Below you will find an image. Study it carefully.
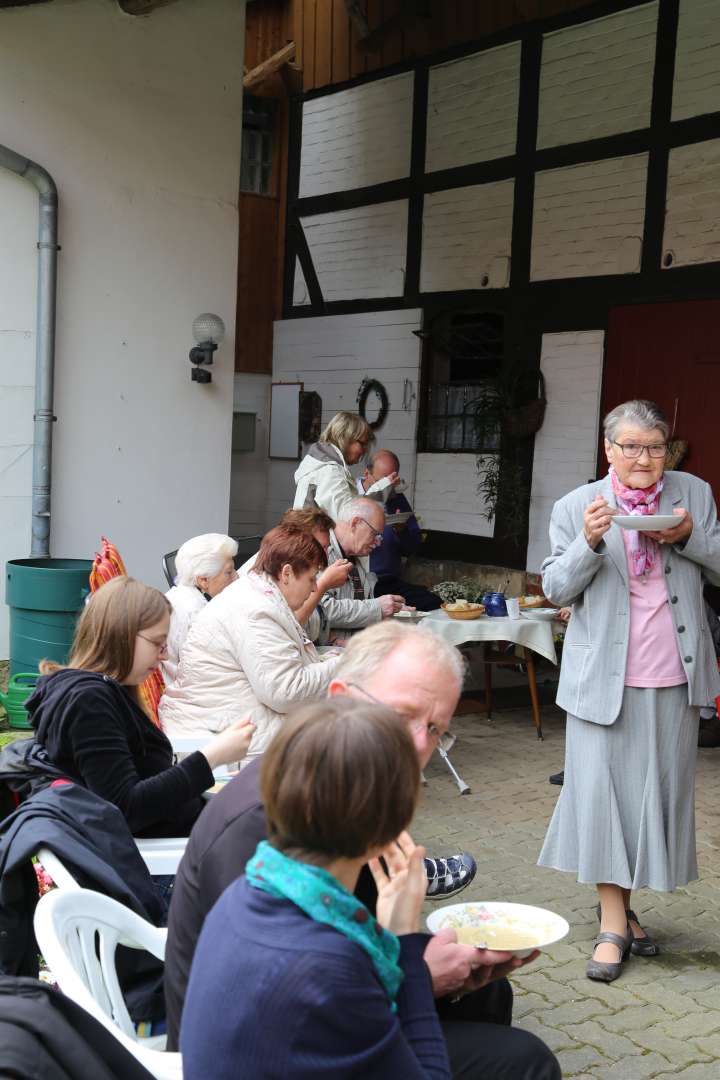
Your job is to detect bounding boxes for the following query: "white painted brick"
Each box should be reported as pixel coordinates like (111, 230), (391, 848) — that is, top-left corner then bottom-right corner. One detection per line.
(300, 201), (408, 302)
(426, 42), (521, 172)
(663, 139), (720, 267)
(420, 180), (514, 292)
(526, 331), (605, 573)
(292, 258), (311, 306)
(538, 4), (657, 148)
(531, 154), (648, 280)
(414, 453), (494, 537)
(672, 0), (720, 121)
(299, 73), (414, 197)
(266, 310), (422, 525)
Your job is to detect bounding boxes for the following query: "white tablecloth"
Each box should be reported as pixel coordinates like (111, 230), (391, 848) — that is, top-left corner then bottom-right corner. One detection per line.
(422, 611), (557, 664)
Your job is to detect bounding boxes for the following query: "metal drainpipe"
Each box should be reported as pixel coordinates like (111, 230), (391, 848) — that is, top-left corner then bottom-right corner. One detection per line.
(0, 144), (59, 557)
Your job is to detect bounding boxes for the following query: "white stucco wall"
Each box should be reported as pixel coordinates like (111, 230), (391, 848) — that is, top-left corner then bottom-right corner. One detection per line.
(266, 310), (422, 528)
(0, 0), (245, 656)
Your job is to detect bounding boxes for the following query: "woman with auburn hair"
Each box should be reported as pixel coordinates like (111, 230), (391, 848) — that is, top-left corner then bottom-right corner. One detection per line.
(160, 525), (342, 757)
(25, 576), (254, 837)
(182, 697), (450, 1079)
(294, 409), (392, 520)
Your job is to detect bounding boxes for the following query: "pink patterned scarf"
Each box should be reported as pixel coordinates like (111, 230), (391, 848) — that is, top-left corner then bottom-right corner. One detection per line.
(609, 466), (664, 577)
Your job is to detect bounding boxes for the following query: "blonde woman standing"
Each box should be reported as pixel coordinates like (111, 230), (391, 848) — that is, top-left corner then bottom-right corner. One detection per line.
(294, 410), (394, 521)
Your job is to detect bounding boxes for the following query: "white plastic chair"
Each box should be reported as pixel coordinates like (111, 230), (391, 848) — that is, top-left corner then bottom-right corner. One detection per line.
(36, 846), (81, 891)
(133, 837), (187, 875)
(34, 887), (182, 1080)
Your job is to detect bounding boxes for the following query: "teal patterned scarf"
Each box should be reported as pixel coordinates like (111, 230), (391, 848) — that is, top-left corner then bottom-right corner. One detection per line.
(246, 840), (404, 1009)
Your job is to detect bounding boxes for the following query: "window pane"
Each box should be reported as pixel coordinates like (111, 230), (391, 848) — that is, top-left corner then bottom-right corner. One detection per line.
(427, 419), (446, 450)
(446, 418), (464, 449)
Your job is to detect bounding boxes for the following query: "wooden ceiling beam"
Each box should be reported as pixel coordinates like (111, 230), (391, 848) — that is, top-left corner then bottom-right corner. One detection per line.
(243, 41), (297, 91)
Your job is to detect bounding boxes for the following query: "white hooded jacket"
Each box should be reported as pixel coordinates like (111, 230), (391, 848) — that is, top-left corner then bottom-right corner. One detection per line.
(158, 571), (340, 758)
(293, 442), (357, 520)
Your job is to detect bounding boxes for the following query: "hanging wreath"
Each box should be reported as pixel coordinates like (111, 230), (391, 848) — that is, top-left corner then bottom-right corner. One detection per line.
(357, 378), (389, 431)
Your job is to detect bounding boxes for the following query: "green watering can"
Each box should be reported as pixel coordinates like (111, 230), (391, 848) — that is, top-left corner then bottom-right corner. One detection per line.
(0, 672), (40, 730)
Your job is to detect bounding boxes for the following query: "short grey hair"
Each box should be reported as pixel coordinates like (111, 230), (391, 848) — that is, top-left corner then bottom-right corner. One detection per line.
(337, 496), (384, 524)
(603, 399), (670, 444)
(334, 621), (466, 689)
(174, 533), (238, 586)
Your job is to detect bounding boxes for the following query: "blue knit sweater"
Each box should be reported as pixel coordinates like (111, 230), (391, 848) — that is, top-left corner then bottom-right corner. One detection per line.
(181, 876), (451, 1079)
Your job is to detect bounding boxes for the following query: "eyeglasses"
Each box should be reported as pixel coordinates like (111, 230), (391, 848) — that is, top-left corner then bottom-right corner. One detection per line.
(356, 517), (384, 542)
(611, 441), (667, 460)
(346, 683), (456, 754)
(137, 633), (169, 657)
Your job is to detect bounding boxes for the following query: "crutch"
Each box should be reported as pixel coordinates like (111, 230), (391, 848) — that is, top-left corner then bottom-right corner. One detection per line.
(436, 744), (471, 795)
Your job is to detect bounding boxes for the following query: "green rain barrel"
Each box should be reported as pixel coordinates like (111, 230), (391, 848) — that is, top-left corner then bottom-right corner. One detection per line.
(6, 559), (93, 677)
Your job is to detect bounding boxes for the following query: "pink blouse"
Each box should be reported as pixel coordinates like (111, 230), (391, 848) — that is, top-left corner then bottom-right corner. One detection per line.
(622, 532), (686, 688)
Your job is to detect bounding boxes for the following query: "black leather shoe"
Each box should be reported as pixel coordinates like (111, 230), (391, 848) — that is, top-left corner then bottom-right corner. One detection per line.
(549, 770), (564, 786)
(595, 903), (659, 957)
(627, 908), (660, 956)
(586, 928), (632, 982)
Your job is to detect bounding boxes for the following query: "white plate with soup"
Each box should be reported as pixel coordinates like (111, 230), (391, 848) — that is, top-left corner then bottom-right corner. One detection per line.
(427, 902), (569, 958)
(612, 514), (679, 531)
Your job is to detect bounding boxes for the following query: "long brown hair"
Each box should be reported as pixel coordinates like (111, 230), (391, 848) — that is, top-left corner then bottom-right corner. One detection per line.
(40, 576), (170, 689)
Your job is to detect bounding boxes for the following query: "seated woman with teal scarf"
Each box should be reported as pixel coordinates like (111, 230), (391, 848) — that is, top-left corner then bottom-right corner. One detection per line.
(180, 697), (450, 1079)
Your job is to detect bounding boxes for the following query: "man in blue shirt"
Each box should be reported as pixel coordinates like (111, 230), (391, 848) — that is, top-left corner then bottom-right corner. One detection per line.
(358, 449), (441, 610)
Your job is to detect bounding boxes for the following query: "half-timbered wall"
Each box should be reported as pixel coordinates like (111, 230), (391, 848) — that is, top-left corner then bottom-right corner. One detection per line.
(245, 0), (720, 568)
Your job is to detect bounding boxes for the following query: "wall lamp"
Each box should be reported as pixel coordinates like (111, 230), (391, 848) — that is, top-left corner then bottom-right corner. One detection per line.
(189, 313), (225, 383)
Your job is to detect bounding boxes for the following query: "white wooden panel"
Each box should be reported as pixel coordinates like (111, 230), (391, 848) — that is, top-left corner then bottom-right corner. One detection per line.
(420, 180), (514, 293)
(663, 139), (720, 268)
(526, 331), (605, 574)
(672, 0), (720, 121)
(299, 72), (413, 197)
(531, 154), (648, 281)
(414, 454), (494, 537)
(293, 258), (311, 306)
(266, 310), (422, 528)
(425, 42), (521, 172)
(300, 201), (408, 302)
(538, 4), (657, 149)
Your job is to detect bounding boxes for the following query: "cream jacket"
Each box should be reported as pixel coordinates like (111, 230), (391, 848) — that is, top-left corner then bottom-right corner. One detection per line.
(159, 572), (340, 757)
(162, 584), (207, 689)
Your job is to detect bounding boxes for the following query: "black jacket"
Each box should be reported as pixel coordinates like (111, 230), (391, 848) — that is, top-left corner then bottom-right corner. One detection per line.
(0, 975), (153, 1079)
(0, 782), (168, 1021)
(26, 668), (213, 837)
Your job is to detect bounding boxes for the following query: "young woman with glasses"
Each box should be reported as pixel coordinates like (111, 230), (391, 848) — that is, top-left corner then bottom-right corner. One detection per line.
(25, 576), (253, 838)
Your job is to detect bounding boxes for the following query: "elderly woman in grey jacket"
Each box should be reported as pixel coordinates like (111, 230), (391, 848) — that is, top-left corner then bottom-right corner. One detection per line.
(538, 400), (720, 983)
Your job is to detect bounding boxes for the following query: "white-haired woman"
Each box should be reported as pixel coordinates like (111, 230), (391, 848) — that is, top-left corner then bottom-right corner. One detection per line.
(164, 533), (238, 688)
(538, 399), (720, 983)
(294, 411), (395, 521)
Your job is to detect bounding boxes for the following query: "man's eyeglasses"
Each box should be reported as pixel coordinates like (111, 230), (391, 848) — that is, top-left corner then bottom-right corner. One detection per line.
(346, 682), (456, 755)
(356, 517), (384, 542)
(137, 633), (169, 657)
(611, 441), (667, 460)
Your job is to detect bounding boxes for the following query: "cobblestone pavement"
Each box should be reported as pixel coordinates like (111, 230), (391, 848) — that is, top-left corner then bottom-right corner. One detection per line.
(414, 704), (720, 1079)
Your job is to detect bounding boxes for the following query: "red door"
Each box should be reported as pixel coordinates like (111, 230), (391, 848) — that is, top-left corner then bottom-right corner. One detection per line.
(602, 300), (720, 502)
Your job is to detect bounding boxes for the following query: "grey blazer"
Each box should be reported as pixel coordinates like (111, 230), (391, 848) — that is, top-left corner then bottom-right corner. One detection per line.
(542, 470), (720, 725)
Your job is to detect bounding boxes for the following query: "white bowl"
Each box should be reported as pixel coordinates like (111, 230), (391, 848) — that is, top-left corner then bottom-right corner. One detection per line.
(393, 610), (430, 620)
(427, 901), (569, 958)
(612, 514), (679, 531)
(521, 608), (560, 621)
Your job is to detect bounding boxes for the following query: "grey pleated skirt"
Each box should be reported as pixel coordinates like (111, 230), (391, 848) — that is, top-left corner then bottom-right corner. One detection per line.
(538, 685), (699, 891)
